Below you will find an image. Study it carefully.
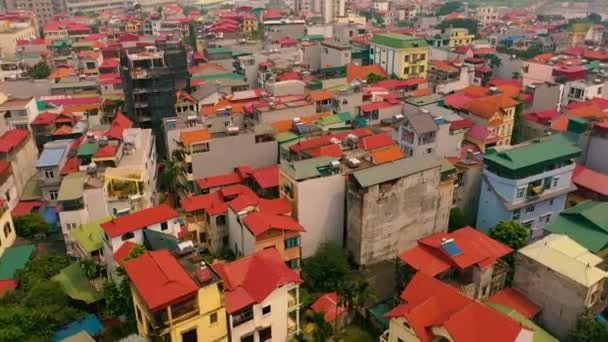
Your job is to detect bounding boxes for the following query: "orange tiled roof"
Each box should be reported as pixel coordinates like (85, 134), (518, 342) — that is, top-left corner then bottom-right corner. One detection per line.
(371, 145), (405, 164)
(49, 66), (75, 79)
(189, 63), (226, 74)
(271, 112), (331, 133)
(412, 88), (431, 97)
(551, 104), (608, 131)
(346, 64), (387, 82)
(458, 85), (489, 98)
(176, 90), (195, 103)
(430, 59), (458, 73)
(529, 53), (553, 64)
(201, 99), (245, 116)
(309, 89), (334, 102)
(180, 128), (210, 146)
(496, 84), (520, 97)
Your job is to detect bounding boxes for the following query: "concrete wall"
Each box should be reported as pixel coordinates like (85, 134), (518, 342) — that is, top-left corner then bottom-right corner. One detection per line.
(295, 174), (345, 258)
(436, 124), (463, 158)
(513, 253), (591, 340)
(528, 83), (563, 113)
(495, 53), (523, 80)
(523, 62), (554, 87)
(12, 135), (37, 198)
(584, 134), (608, 173)
(333, 91), (363, 116)
(191, 132), (278, 179)
(258, 104), (317, 124)
(347, 166), (449, 266)
(60, 208), (89, 253)
(265, 80), (306, 96)
(454, 165), (482, 226)
(321, 45), (351, 69)
(302, 44), (321, 72)
(227, 207), (257, 257)
(265, 23), (306, 44)
(0, 173), (18, 210)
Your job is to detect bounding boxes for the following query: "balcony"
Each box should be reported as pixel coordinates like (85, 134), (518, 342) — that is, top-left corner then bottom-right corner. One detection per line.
(287, 311), (298, 335)
(288, 288), (299, 310)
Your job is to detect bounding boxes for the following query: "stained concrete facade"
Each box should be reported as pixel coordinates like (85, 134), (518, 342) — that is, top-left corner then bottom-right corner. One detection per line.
(346, 158), (453, 266)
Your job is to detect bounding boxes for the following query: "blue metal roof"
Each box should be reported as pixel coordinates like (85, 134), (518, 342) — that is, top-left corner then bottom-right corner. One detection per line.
(53, 314), (103, 342)
(37, 147), (67, 168)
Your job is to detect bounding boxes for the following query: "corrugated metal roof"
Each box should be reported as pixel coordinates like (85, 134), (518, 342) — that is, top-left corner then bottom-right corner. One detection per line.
(37, 146), (67, 168)
(353, 156), (441, 187)
(519, 234), (607, 287)
(280, 156), (335, 181)
(57, 172), (86, 201)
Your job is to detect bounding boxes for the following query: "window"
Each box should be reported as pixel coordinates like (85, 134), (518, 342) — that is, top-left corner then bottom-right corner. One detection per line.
(525, 205), (535, 213)
(552, 177), (559, 188)
(512, 209), (521, 220)
(5, 191), (10, 202)
(404, 55), (410, 62)
(4, 222), (11, 238)
(286, 258), (300, 269)
(181, 329), (197, 342)
(540, 213), (551, 224)
(419, 65), (425, 73)
(240, 335), (254, 342)
(543, 177), (553, 189)
(598, 87), (603, 95)
(284, 236), (300, 249)
(549, 198), (554, 206)
(516, 187), (526, 199)
(210, 312), (218, 324)
(216, 215), (226, 226)
(522, 220), (533, 229)
(259, 327), (272, 341)
(426, 148), (433, 154)
(49, 190), (58, 200)
(44, 168), (55, 179)
(262, 305), (271, 315)
(403, 67), (410, 74)
(160, 221), (168, 231)
(121, 232), (135, 241)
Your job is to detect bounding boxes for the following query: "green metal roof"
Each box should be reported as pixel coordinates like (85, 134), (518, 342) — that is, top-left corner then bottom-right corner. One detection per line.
(72, 41), (93, 48)
(72, 217), (111, 253)
(485, 302), (559, 342)
(281, 156), (336, 181)
(300, 34), (325, 42)
(206, 47), (232, 55)
(275, 131), (299, 143)
(484, 134), (581, 172)
(0, 244), (35, 280)
(546, 201), (608, 253)
(353, 156), (441, 188)
(371, 33), (428, 49)
(199, 72), (245, 81)
(77, 143), (98, 158)
(52, 262), (103, 304)
(316, 112), (352, 126)
(57, 172), (86, 201)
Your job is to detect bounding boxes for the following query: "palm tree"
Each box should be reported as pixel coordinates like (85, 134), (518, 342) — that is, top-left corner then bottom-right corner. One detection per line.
(337, 278), (376, 319)
(79, 258), (99, 279)
(309, 310), (332, 342)
(159, 149), (189, 207)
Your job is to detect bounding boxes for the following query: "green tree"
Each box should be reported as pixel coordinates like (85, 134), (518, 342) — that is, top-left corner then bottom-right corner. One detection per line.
(396, 20), (412, 27)
(337, 277), (375, 317)
(483, 54), (502, 69)
(436, 1), (463, 16)
(14, 213), (50, 238)
(512, 71), (522, 80)
(159, 149), (189, 206)
(79, 258), (100, 279)
(302, 242), (350, 292)
(366, 72), (386, 84)
(309, 310), (333, 342)
(436, 18), (479, 36)
(568, 315), (608, 342)
(489, 221), (529, 285)
(30, 62), (51, 79)
(511, 99), (524, 144)
(448, 207), (468, 232)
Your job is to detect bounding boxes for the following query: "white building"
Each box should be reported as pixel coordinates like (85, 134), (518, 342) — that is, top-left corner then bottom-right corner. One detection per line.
(0, 95), (38, 131)
(321, 0), (345, 24)
(66, 0), (133, 15)
(212, 248), (302, 342)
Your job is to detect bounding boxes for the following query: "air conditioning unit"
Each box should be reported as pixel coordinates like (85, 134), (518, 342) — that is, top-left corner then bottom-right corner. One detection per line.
(347, 157), (361, 168)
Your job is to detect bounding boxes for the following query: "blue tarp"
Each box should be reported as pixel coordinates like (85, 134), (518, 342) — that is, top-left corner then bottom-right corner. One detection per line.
(53, 314), (103, 342)
(43, 206), (59, 233)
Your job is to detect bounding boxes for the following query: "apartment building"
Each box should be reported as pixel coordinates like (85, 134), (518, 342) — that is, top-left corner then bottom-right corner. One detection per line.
(346, 156), (454, 266)
(370, 33), (429, 80)
(0, 129), (37, 199)
(0, 96), (38, 131)
(66, 0), (132, 15)
(124, 250), (228, 342)
(461, 93), (519, 146)
(0, 14), (37, 59)
(476, 134), (581, 240)
(476, 6), (500, 25)
(320, 0), (345, 24)
(212, 248), (302, 342)
(11, 0), (66, 26)
(514, 234), (608, 340)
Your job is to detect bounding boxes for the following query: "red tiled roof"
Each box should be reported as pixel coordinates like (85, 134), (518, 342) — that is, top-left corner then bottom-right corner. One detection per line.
(105, 113), (133, 140)
(386, 273), (526, 342)
(374, 78), (426, 89)
(212, 248), (302, 313)
(305, 144), (343, 158)
(399, 227), (512, 276)
(180, 191), (228, 215)
(346, 64), (387, 82)
(197, 172), (242, 190)
(94, 144), (118, 158)
(523, 110), (560, 124)
(311, 292), (347, 322)
(258, 198), (291, 215)
(444, 94), (473, 109)
(572, 164), (608, 196)
(60, 157), (80, 176)
(0, 160), (9, 177)
(30, 112), (57, 125)
(487, 288), (541, 319)
(242, 212), (304, 236)
(124, 250), (199, 312)
(264, 9), (283, 19)
(359, 133), (394, 151)
(113, 241), (140, 264)
(251, 166), (278, 189)
(0, 279), (17, 297)
(100, 58), (119, 69)
(101, 205), (179, 238)
(276, 72), (301, 81)
(450, 118), (474, 131)
(12, 201), (42, 218)
(360, 101), (398, 112)
(0, 129), (28, 153)
(228, 193), (259, 212)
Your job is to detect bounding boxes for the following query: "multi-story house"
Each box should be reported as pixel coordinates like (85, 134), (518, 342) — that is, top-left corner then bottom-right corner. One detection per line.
(398, 227), (511, 300)
(0, 96), (38, 131)
(101, 204), (181, 273)
(58, 172), (108, 255)
(370, 33), (429, 80)
(476, 6), (500, 26)
(0, 129), (36, 200)
(228, 203), (303, 272)
(11, 0), (66, 26)
(71, 217), (111, 263)
(0, 199), (16, 258)
(398, 110), (439, 158)
(381, 272), (535, 342)
(476, 134), (581, 240)
(561, 77), (607, 107)
(124, 250), (228, 342)
(279, 157), (345, 258)
(212, 248), (302, 342)
(346, 156), (454, 266)
(37, 139), (72, 202)
(514, 234), (608, 340)
(461, 93), (519, 146)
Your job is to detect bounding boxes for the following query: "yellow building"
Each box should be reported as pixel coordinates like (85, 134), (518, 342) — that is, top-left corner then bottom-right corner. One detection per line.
(463, 93), (519, 147)
(370, 33), (429, 79)
(241, 17), (258, 33)
(124, 250), (228, 342)
(449, 28), (475, 50)
(0, 200), (16, 258)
